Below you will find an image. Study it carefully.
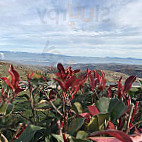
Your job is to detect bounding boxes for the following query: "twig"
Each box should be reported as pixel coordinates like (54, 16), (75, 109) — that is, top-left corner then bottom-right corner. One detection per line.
(1, 133), (8, 142)
(10, 123), (23, 142)
(29, 83), (36, 124)
(126, 120), (142, 134)
(126, 104), (134, 131)
(45, 94), (63, 117)
(129, 101), (139, 128)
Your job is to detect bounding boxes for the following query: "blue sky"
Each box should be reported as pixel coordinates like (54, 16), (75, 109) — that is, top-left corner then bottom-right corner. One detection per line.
(0, 0), (142, 58)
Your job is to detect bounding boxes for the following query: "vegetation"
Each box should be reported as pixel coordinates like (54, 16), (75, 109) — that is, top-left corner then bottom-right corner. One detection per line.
(0, 63), (142, 142)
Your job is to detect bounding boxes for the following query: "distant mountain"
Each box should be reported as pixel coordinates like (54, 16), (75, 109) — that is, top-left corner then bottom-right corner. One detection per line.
(0, 51), (142, 66)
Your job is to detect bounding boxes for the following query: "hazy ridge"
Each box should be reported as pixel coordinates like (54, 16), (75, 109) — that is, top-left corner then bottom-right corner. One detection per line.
(1, 51), (142, 66)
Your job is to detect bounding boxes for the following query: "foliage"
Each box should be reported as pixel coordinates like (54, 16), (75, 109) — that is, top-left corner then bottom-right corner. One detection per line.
(0, 63), (141, 142)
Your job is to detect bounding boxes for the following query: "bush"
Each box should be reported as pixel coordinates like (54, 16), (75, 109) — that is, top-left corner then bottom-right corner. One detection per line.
(0, 63), (141, 142)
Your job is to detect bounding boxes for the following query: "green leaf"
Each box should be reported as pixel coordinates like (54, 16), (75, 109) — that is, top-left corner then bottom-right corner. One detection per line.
(74, 102), (83, 113)
(71, 137), (90, 142)
(109, 98), (127, 122)
(68, 118), (85, 134)
(76, 131), (88, 139)
(45, 135), (52, 142)
(54, 98), (61, 106)
(6, 103), (13, 115)
(0, 103), (9, 115)
(52, 134), (64, 142)
(18, 94), (30, 101)
(14, 125), (44, 142)
(96, 97), (127, 122)
(88, 113), (109, 132)
(139, 80), (142, 86)
(96, 97), (110, 113)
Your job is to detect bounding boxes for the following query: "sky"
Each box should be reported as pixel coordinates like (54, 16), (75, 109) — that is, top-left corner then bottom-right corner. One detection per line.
(0, 0), (142, 58)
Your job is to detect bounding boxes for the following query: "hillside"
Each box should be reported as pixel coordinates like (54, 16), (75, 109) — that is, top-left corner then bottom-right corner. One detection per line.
(0, 61), (37, 80)
(0, 61), (141, 85)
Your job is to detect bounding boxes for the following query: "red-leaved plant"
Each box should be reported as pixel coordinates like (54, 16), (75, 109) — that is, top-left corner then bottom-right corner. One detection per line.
(0, 63), (141, 142)
(0, 65), (24, 103)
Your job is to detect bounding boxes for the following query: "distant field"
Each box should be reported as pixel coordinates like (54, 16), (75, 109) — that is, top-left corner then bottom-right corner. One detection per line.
(0, 61), (36, 80)
(0, 61), (141, 86)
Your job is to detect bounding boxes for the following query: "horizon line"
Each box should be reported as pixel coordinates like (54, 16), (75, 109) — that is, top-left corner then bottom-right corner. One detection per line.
(0, 50), (142, 60)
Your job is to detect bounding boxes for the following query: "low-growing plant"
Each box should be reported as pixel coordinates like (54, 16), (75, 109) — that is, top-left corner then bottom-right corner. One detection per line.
(0, 63), (141, 142)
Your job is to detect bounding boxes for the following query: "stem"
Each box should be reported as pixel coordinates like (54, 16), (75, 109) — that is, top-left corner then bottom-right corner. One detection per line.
(1, 134), (8, 142)
(118, 117), (122, 130)
(94, 89), (99, 100)
(46, 94), (63, 117)
(91, 93), (94, 103)
(57, 120), (63, 135)
(29, 82), (36, 124)
(10, 91), (14, 103)
(129, 101), (139, 128)
(62, 93), (66, 116)
(64, 115), (68, 133)
(10, 123), (23, 142)
(126, 120), (142, 134)
(126, 104), (134, 131)
(62, 92), (68, 133)
(120, 117), (127, 131)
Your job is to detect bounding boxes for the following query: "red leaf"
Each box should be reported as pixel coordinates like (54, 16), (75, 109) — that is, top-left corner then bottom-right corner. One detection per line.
(71, 86), (80, 99)
(40, 72), (47, 82)
(15, 87), (24, 95)
(54, 78), (65, 91)
(65, 76), (76, 92)
(79, 112), (91, 122)
(79, 112), (91, 118)
(62, 133), (68, 142)
(0, 77), (13, 90)
(108, 87), (112, 98)
(88, 130), (133, 142)
(49, 90), (57, 100)
(100, 70), (105, 81)
(88, 74), (96, 90)
(57, 63), (65, 73)
(88, 106), (100, 116)
(94, 70), (100, 82)
(56, 72), (62, 78)
(56, 72), (67, 81)
(117, 77), (124, 99)
(73, 69), (80, 73)
(86, 68), (90, 75)
(60, 121), (64, 130)
(1, 87), (5, 95)
(106, 120), (116, 130)
(135, 127), (142, 134)
(124, 76), (136, 93)
(89, 137), (121, 142)
(8, 65), (20, 88)
(8, 65), (15, 86)
(100, 70), (106, 89)
(27, 72), (33, 80)
(130, 134), (142, 142)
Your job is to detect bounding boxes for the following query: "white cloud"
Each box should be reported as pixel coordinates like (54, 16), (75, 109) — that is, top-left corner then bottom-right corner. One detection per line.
(0, 0), (142, 59)
(114, 0), (142, 28)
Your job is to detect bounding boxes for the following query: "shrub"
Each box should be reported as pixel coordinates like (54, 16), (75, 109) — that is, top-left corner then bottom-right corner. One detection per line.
(0, 63), (141, 142)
